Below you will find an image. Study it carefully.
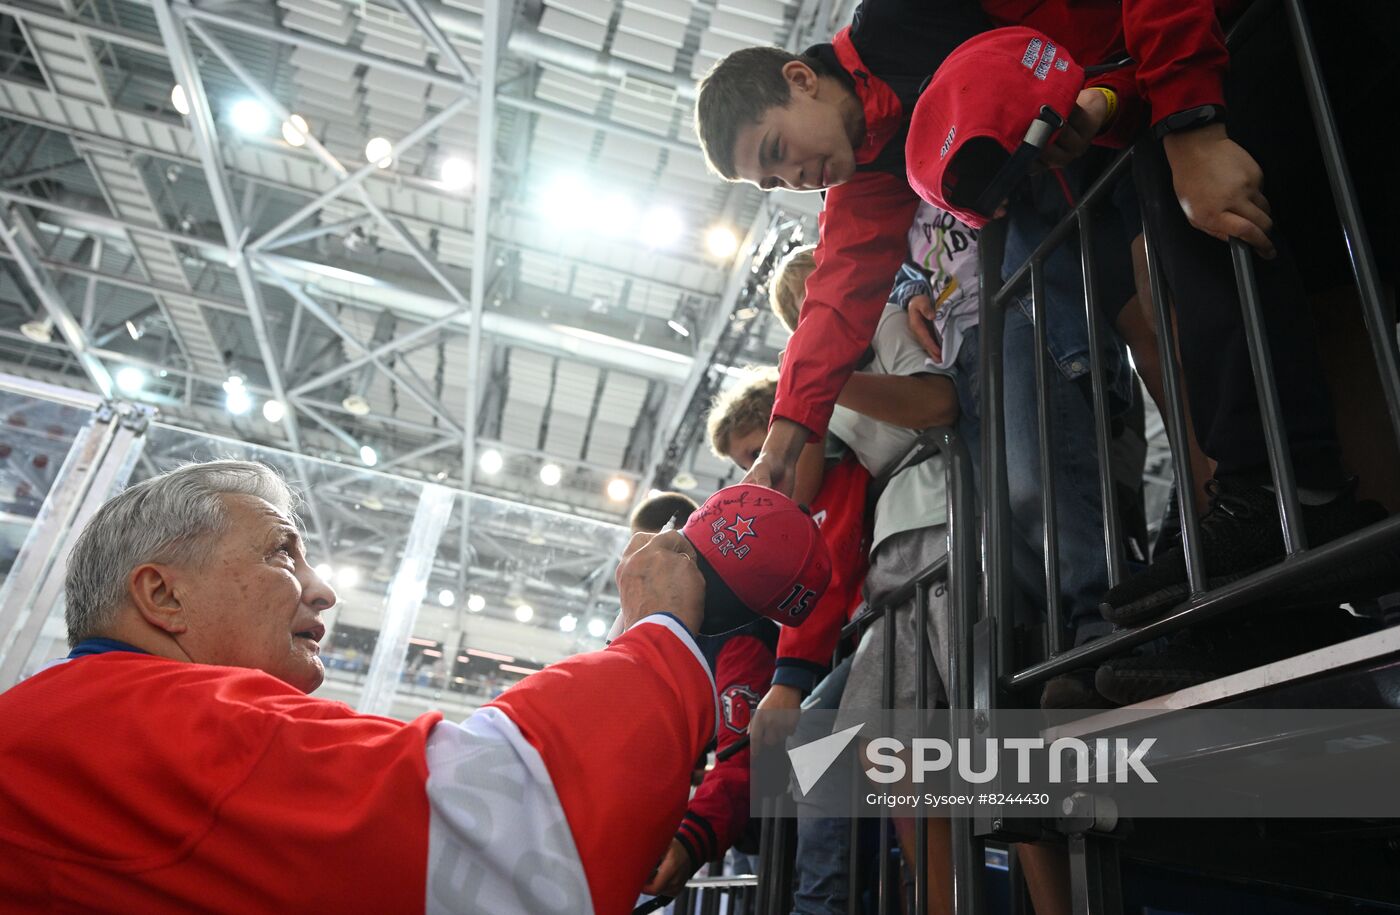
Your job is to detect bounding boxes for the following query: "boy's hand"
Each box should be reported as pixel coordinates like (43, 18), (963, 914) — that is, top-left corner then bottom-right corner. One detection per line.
(642, 838), (697, 897)
(616, 531), (704, 634)
(905, 294), (942, 362)
(750, 683), (803, 751)
(1040, 88), (1111, 170)
(1163, 123), (1276, 259)
(741, 418), (808, 498)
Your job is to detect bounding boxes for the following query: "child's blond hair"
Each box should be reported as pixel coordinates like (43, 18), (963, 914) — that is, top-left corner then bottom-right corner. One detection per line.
(706, 367), (779, 460)
(768, 245), (817, 333)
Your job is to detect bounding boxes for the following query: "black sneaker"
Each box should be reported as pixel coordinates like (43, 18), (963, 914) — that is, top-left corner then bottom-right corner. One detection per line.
(1094, 608), (1374, 705)
(1100, 478), (1391, 627)
(1040, 668), (1119, 710)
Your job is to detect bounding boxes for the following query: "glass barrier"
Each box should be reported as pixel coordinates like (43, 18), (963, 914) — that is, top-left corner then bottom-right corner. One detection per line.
(0, 388), (94, 592)
(386, 490), (630, 724)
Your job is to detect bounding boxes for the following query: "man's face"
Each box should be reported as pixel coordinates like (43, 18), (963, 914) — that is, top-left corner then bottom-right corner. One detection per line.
(730, 64), (856, 192)
(168, 493), (336, 693)
(726, 426), (767, 472)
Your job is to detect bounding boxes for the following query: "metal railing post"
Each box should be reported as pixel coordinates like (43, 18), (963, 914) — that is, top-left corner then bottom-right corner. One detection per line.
(1229, 240), (1307, 553)
(1029, 261), (1064, 657)
(1133, 155), (1208, 595)
(1283, 0), (1400, 454)
(1077, 210), (1127, 587)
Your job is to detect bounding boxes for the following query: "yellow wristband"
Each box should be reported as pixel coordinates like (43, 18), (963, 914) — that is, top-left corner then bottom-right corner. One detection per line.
(1088, 86), (1118, 127)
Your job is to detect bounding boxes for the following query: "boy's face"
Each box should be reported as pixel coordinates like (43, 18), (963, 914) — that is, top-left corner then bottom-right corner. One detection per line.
(725, 427), (767, 472)
(730, 62), (857, 192)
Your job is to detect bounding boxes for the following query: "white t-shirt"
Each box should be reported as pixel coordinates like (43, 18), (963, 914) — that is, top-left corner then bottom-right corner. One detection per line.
(906, 201), (981, 370)
(828, 303), (950, 552)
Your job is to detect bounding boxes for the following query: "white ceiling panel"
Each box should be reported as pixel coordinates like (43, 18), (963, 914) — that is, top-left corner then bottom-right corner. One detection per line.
(609, 33), (678, 72)
(616, 8), (686, 46)
(282, 10), (356, 43)
(549, 0), (615, 25)
(708, 10), (779, 44)
(623, 0), (693, 24)
(537, 7), (609, 50)
(715, 0), (788, 25)
(360, 33), (429, 66)
(552, 362), (599, 414)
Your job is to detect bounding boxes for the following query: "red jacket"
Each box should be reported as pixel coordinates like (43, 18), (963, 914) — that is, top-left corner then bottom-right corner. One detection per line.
(774, 0), (1239, 438)
(676, 624), (776, 866)
(771, 453), (871, 693)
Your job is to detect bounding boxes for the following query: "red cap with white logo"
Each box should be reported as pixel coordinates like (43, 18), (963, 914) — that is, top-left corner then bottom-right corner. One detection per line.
(682, 484), (831, 626)
(906, 26), (1084, 228)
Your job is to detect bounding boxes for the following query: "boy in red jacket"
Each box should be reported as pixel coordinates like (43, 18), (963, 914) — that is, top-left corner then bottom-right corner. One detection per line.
(705, 368), (870, 745)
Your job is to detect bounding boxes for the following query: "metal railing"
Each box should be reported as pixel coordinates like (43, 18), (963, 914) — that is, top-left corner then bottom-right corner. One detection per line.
(739, 0), (1400, 911)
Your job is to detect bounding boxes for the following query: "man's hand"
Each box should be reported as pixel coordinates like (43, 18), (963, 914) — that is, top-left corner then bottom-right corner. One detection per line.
(741, 417), (809, 498)
(1163, 123), (1275, 259)
(616, 531), (704, 634)
(1041, 88), (1111, 170)
(642, 838), (698, 897)
(749, 683), (803, 752)
(905, 294), (942, 362)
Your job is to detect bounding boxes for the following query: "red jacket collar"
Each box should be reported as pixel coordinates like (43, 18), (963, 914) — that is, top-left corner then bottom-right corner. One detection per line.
(831, 27), (904, 166)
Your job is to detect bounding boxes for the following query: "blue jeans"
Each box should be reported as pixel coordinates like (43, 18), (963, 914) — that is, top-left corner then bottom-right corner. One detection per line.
(954, 306), (1115, 646)
(791, 817), (850, 915)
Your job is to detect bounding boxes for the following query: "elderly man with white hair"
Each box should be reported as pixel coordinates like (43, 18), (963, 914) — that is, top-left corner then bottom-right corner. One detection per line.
(0, 460), (717, 915)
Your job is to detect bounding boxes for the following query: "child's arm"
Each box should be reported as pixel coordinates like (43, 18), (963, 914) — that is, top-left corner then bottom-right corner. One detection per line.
(792, 440), (827, 506)
(836, 372), (959, 430)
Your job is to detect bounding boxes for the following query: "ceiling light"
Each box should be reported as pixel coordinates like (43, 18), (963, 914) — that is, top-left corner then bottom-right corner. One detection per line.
(647, 488), (664, 500)
(281, 113), (309, 147)
(438, 588), (456, 607)
(478, 449), (503, 475)
(223, 376), (252, 416)
(587, 618), (607, 639)
(170, 84), (190, 116)
(541, 173), (590, 229)
(596, 193), (637, 237)
(359, 444), (378, 467)
(315, 563), (334, 581)
(20, 319), (53, 343)
(114, 367), (145, 395)
(559, 613), (577, 633)
(639, 206), (684, 249)
(125, 319), (144, 340)
(606, 477), (632, 502)
(666, 318), (690, 338)
(439, 156), (473, 191)
(230, 99), (270, 135)
(539, 463), (562, 486)
(261, 399), (286, 423)
(671, 471), (699, 491)
(514, 603), (533, 623)
(467, 594), (485, 613)
(705, 225), (740, 259)
(365, 136), (393, 168)
(342, 394), (371, 415)
(336, 566), (361, 588)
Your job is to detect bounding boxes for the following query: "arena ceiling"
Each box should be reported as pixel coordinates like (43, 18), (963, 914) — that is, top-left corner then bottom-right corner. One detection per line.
(0, 0), (845, 520)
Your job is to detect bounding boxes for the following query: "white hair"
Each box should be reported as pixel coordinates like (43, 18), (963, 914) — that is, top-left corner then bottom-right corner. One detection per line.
(64, 460), (302, 647)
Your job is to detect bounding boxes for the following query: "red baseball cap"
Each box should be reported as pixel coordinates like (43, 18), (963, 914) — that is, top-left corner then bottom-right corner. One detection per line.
(682, 484), (831, 627)
(906, 27), (1084, 228)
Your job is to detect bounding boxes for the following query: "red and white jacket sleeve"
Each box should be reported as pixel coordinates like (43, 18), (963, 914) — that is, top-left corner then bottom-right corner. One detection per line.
(676, 632), (774, 866)
(772, 455), (871, 694)
(773, 170), (921, 439)
(425, 613), (717, 915)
